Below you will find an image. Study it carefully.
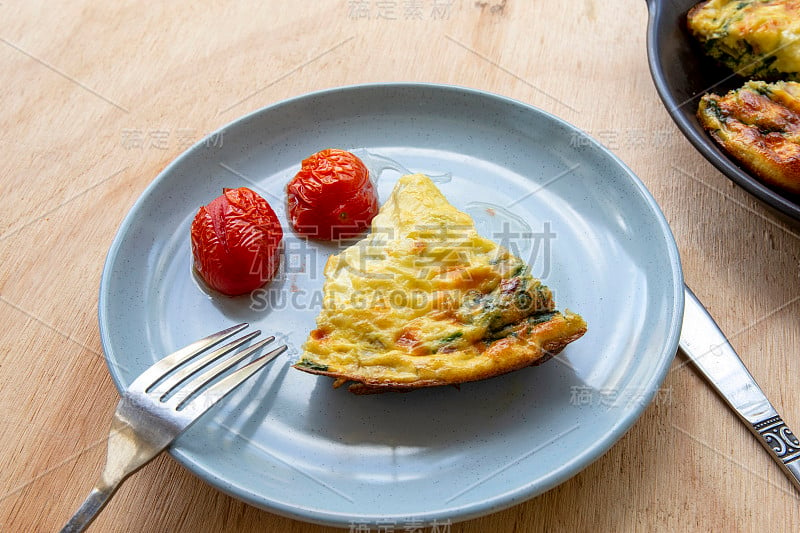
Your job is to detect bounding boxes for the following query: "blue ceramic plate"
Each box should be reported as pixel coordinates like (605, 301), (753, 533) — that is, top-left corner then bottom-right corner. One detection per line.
(99, 84), (683, 527)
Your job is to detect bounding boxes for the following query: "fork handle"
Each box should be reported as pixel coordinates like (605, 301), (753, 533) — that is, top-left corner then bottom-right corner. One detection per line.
(60, 482), (120, 533)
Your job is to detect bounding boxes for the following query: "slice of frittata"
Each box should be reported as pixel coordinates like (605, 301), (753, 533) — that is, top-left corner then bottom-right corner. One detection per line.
(698, 80), (800, 195)
(687, 0), (800, 81)
(293, 174), (587, 394)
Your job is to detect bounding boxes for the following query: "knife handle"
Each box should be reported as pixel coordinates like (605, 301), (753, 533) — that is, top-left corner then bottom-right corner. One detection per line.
(680, 286), (800, 492)
(750, 415), (800, 491)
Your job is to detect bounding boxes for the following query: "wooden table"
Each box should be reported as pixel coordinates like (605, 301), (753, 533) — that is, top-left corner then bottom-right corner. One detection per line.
(2, 1), (799, 531)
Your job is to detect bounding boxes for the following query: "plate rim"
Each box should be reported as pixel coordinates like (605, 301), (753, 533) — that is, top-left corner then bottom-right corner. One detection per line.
(98, 82), (685, 526)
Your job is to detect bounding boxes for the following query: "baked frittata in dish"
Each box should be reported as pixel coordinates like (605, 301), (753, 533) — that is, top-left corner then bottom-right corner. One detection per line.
(293, 174), (587, 394)
(687, 0), (800, 81)
(697, 80), (800, 195)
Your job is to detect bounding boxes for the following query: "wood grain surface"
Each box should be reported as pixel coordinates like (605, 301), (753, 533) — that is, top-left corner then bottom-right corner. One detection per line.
(2, 1), (799, 531)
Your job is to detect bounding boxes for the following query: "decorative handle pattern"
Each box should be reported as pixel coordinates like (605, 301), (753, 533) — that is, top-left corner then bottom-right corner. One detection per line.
(754, 416), (800, 465)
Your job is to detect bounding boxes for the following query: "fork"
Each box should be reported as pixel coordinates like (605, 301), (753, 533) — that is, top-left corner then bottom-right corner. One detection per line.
(60, 323), (286, 533)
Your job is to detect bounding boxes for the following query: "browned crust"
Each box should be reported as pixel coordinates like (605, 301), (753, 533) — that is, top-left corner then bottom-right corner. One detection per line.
(697, 81), (800, 196)
(686, 0), (712, 29)
(293, 312), (587, 394)
(530, 328), (588, 366)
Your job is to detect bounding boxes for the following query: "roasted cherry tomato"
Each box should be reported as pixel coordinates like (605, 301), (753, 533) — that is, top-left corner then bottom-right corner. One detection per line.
(286, 149), (379, 240)
(190, 187), (283, 296)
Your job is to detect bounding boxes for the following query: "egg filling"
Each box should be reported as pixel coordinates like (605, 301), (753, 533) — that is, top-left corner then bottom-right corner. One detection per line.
(293, 174), (587, 394)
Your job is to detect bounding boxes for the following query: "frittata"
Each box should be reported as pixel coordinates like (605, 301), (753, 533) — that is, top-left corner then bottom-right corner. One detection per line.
(293, 174), (587, 394)
(687, 0), (800, 80)
(697, 80), (800, 195)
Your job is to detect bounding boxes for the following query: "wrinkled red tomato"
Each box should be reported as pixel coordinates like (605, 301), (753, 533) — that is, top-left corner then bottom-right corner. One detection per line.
(286, 149), (379, 240)
(190, 187), (283, 296)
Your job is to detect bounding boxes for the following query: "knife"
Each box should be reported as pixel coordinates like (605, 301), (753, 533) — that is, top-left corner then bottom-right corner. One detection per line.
(680, 285), (800, 492)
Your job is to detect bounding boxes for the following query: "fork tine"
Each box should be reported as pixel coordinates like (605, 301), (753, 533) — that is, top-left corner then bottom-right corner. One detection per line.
(147, 331), (266, 398)
(59, 324), (285, 533)
(178, 344), (287, 418)
(166, 337), (277, 410)
(129, 323), (250, 392)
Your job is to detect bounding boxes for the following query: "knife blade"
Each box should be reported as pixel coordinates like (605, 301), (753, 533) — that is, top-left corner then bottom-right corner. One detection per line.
(679, 285), (800, 492)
